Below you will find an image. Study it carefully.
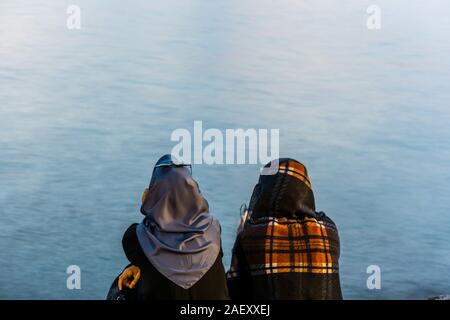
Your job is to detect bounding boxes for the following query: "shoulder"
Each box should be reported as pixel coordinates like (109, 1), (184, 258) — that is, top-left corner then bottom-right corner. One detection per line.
(316, 211), (337, 225)
(122, 223), (139, 251)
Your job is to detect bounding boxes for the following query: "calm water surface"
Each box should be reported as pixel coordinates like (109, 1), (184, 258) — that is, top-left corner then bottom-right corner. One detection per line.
(1, 0), (450, 299)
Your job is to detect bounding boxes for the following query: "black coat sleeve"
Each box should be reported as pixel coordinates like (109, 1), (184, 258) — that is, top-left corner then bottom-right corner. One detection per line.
(227, 235), (253, 300)
(122, 223), (148, 267)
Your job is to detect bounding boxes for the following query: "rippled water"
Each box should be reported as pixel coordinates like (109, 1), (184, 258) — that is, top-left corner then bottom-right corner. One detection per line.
(1, 0), (450, 299)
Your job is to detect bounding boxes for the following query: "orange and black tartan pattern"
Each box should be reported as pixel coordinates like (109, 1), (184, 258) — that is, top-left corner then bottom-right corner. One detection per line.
(228, 215), (340, 278)
(278, 160), (312, 190)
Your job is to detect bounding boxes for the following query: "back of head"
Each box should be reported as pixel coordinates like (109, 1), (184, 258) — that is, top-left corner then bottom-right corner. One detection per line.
(249, 158), (316, 219)
(141, 154), (209, 230)
(136, 154), (221, 289)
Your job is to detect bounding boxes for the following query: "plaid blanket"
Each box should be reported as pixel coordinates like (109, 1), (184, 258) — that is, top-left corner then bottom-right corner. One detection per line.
(227, 158), (342, 299)
(228, 213), (340, 278)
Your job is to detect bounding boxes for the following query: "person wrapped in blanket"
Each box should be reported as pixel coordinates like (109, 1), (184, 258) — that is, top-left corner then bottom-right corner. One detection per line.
(113, 154), (229, 300)
(227, 158), (342, 300)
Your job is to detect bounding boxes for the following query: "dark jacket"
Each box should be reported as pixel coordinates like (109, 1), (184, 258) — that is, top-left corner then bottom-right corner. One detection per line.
(122, 223), (229, 300)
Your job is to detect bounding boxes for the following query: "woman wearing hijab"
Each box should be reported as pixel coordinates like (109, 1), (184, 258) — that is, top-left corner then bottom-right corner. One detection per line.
(227, 158), (342, 300)
(116, 154), (229, 300)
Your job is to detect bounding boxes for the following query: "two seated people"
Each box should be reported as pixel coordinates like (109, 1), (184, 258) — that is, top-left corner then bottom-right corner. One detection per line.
(112, 154), (342, 300)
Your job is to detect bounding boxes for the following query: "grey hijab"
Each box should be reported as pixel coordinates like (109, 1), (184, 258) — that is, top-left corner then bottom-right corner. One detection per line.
(136, 155), (221, 289)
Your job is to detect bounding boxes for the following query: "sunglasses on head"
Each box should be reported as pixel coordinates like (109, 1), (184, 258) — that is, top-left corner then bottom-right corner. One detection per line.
(153, 162), (192, 174)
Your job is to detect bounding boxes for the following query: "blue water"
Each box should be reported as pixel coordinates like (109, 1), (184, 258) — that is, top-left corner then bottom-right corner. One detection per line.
(1, 0), (450, 299)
